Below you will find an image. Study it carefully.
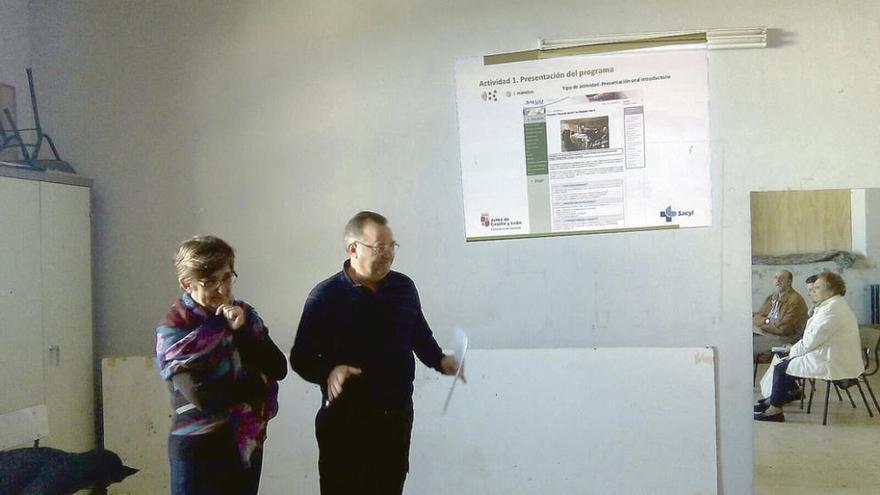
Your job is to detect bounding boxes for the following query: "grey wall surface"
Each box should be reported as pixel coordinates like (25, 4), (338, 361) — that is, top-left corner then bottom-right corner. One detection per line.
(0, 0), (33, 128)
(22, 1), (880, 494)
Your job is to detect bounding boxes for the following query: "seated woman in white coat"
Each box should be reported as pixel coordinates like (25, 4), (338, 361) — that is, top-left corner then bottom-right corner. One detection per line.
(754, 272), (864, 422)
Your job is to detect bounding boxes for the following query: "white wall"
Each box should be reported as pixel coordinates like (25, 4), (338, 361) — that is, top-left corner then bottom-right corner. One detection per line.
(23, 1), (880, 494)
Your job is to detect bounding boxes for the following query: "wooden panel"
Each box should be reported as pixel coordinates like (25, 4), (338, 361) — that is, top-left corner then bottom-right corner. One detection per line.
(40, 181), (94, 451)
(751, 190), (852, 256)
(0, 177), (45, 418)
(102, 357), (171, 495)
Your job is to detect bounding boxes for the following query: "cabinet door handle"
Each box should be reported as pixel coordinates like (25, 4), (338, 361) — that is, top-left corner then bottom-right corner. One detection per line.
(48, 345), (60, 366)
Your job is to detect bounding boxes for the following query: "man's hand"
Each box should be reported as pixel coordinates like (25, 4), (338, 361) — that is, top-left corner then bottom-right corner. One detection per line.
(216, 303), (245, 330)
(772, 344), (793, 360)
(440, 355), (466, 383)
(327, 365), (362, 401)
(759, 322), (783, 336)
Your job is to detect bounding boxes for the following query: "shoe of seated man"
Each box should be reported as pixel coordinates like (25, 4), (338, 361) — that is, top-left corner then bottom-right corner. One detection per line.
(754, 410), (785, 422)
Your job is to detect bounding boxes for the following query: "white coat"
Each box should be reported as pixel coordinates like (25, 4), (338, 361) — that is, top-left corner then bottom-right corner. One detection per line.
(785, 294), (864, 380)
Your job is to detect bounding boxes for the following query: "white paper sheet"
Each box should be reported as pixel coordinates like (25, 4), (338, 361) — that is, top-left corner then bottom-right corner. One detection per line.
(442, 327), (468, 413)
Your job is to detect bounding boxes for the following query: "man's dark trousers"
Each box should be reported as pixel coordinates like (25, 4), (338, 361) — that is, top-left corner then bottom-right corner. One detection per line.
(316, 399), (414, 495)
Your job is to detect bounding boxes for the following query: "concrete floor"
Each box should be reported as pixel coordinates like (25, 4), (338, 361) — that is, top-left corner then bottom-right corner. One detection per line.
(754, 367), (880, 495)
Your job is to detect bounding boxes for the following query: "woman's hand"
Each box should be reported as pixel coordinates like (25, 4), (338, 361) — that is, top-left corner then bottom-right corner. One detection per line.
(216, 303), (245, 330)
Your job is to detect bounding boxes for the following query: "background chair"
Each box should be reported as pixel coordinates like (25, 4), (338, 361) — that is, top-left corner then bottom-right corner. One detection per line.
(802, 325), (880, 425)
(0, 68), (74, 172)
(858, 325), (880, 412)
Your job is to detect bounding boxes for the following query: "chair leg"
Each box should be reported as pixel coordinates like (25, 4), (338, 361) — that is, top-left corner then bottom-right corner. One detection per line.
(823, 380), (832, 425)
(843, 386), (857, 408)
(834, 383), (844, 402)
(854, 381), (874, 417)
(862, 375), (880, 413)
(807, 378), (816, 414)
(799, 378), (805, 410)
(753, 355), (759, 386)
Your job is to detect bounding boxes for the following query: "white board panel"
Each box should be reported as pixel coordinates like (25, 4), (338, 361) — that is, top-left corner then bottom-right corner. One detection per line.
(408, 348), (717, 494)
(261, 347), (718, 495)
(102, 349), (716, 494)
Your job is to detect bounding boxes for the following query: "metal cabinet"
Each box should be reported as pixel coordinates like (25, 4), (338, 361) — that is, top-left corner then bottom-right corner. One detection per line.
(0, 170), (94, 452)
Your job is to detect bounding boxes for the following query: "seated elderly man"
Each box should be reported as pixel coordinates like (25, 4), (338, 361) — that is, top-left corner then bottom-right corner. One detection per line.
(753, 270), (809, 342)
(754, 272), (865, 422)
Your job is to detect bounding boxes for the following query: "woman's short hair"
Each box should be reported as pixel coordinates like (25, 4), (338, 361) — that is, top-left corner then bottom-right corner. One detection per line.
(817, 271), (846, 296)
(174, 235), (235, 282)
(343, 211), (388, 247)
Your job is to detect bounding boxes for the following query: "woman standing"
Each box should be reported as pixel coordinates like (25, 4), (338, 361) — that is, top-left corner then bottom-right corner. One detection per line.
(156, 236), (287, 494)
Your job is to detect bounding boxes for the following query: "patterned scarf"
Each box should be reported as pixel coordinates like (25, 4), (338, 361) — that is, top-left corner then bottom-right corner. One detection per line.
(156, 293), (279, 466)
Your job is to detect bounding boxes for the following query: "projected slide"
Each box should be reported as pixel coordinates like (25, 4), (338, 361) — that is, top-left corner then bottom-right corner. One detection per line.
(455, 47), (711, 240)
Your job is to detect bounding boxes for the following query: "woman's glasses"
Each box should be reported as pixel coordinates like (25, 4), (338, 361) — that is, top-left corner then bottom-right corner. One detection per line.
(196, 271), (238, 290)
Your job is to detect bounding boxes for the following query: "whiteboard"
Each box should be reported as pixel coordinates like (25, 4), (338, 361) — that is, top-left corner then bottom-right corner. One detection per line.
(261, 347), (718, 495)
(455, 48), (711, 240)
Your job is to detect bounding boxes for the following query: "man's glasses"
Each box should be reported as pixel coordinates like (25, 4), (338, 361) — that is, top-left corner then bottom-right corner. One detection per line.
(354, 240), (400, 255)
(196, 271), (238, 290)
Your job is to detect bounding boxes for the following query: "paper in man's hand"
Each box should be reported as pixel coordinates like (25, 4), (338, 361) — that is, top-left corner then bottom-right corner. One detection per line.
(442, 326), (468, 414)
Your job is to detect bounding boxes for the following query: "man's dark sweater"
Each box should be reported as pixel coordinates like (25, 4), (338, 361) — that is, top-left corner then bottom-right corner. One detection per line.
(289, 262), (444, 410)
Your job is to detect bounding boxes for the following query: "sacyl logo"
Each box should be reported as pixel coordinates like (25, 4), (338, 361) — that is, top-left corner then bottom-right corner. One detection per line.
(660, 206), (695, 223)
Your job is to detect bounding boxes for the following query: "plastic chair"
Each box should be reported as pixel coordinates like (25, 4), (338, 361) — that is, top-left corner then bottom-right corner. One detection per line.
(0, 68), (73, 172)
(858, 325), (880, 412)
(805, 378), (873, 425)
(802, 325), (880, 425)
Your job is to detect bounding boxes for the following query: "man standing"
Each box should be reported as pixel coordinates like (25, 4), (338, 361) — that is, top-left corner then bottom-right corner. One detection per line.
(753, 270), (808, 341)
(290, 211), (463, 495)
